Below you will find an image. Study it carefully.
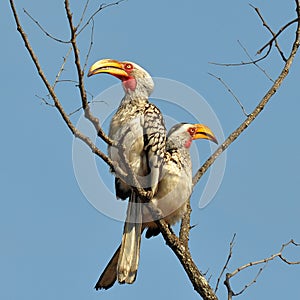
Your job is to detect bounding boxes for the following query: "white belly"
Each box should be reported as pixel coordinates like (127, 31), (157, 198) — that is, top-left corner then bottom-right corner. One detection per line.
(142, 164), (192, 224)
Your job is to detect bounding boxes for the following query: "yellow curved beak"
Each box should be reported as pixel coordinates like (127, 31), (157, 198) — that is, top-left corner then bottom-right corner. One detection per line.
(193, 124), (218, 144)
(87, 59), (129, 78)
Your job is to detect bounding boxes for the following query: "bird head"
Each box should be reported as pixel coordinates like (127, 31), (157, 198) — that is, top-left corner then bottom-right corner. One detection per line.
(88, 59), (154, 97)
(167, 123), (218, 149)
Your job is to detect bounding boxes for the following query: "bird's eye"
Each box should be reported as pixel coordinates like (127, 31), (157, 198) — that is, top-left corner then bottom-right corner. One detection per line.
(124, 63), (133, 70)
(188, 127), (196, 136)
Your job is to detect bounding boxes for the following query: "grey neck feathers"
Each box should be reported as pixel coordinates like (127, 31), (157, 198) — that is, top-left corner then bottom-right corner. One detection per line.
(166, 134), (192, 161)
(122, 76), (154, 105)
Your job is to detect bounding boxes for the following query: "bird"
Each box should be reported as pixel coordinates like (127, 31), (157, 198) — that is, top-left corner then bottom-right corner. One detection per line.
(93, 122), (218, 290)
(88, 59), (167, 285)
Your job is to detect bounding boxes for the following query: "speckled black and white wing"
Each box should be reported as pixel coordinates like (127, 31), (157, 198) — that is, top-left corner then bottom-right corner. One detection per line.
(142, 103), (167, 194)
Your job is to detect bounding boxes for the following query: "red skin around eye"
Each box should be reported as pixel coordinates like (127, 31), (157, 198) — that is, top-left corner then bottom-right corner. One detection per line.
(118, 64), (136, 91)
(185, 127), (196, 148)
(188, 127), (195, 136)
(124, 63), (133, 70)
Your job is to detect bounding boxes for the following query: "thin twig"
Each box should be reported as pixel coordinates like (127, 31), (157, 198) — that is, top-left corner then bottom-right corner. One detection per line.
(23, 9), (70, 43)
(234, 265), (266, 297)
(76, 0), (90, 30)
(68, 100), (106, 117)
(237, 40), (274, 82)
(77, 0), (126, 35)
(249, 3), (287, 62)
(83, 18), (94, 72)
(68, 105), (87, 117)
(54, 79), (95, 101)
(215, 234), (236, 293)
(208, 72), (249, 117)
(209, 44), (272, 67)
(35, 94), (55, 107)
(56, 79), (79, 84)
(53, 47), (72, 89)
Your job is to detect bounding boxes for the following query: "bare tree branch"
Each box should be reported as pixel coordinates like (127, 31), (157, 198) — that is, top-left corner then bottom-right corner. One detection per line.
(83, 18), (94, 73)
(76, 0), (90, 30)
(35, 94), (55, 107)
(233, 265), (266, 297)
(23, 8), (70, 43)
(68, 100), (106, 117)
(237, 40), (274, 82)
(9, 0), (114, 170)
(209, 44), (272, 67)
(249, 3), (287, 62)
(209, 5), (296, 68)
(193, 2), (300, 187)
(232, 240), (300, 276)
(64, 0), (114, 146)
(56, 79), (79, 85)
(208, 72), (249, 117)
(224, 265), (266, 300)
(257, 17), (299, 55)
(23, 0), (114, 145)
(224, 239), (300, 299)
(215, 233), (236, 293)
(53, 47), (72, 89)
(77, 0), (126, 35)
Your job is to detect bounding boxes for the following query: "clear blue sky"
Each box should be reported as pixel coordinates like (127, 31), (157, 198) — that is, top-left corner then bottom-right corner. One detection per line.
(1, 1), (300, 299)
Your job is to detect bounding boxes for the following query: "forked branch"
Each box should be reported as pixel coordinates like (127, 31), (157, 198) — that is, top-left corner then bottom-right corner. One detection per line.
(224, 239), (300, 299)
(64, 0), (114, 146)
(249, 3), (287, 62)
(9, 0), (114, 169)
(192, 0), (300, 187)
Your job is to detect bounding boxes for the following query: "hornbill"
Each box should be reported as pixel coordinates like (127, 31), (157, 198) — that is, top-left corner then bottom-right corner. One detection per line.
(88, 59), (166, 284)
(93, 122), (218, 290)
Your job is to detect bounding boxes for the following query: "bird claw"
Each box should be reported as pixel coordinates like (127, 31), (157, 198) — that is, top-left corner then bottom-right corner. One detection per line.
(146, 190), (153, 200)
(139, 190), (153, 202)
